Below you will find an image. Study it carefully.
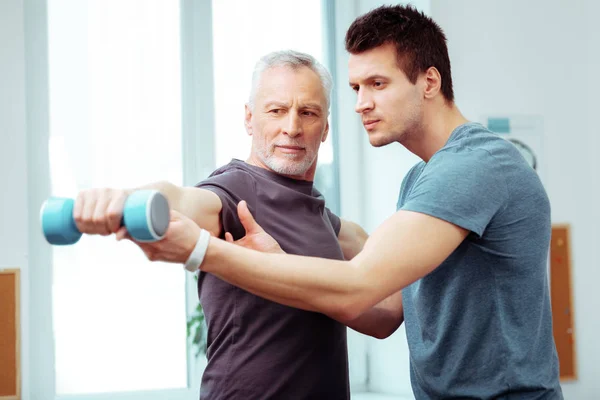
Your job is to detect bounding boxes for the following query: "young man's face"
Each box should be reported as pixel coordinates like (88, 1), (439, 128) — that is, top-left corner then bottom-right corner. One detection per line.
(245, 66), (329, 180)
(348, 43), (424, 147)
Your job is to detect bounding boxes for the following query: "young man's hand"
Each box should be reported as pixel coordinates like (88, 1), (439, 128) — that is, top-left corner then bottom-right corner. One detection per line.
(117, 209), (200, 264)
(224, 200), (284, 254)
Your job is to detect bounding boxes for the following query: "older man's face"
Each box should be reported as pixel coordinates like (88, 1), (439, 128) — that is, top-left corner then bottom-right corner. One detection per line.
(245, 66), (329, 180)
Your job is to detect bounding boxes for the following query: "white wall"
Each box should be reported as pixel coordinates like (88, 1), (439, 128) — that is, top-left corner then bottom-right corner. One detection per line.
(0, 0), (30, 398)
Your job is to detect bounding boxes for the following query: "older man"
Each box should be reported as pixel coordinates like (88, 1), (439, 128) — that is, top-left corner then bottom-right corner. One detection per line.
(73, 50), (381, 399)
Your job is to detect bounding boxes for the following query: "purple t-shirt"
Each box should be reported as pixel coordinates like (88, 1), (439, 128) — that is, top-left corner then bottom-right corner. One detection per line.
(195, 159), (349, 400)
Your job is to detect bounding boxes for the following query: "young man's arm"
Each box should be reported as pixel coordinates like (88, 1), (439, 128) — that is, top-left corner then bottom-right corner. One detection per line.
(336, 218), (403, 338)
(223, 204), (401, 338)
(199, 203), (468, 323)
(340, 291), (404, 339)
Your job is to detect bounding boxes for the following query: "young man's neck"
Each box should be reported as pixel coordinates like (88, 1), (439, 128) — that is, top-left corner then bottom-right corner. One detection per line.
(403, 101), (469, 162)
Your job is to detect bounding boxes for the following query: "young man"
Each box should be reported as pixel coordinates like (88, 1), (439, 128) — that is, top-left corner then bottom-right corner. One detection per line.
(133, 5), (563, 399)
(72, 51), (371, 399)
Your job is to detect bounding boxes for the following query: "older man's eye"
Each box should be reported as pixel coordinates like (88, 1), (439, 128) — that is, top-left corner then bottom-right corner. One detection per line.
(269, 109), (281, 114)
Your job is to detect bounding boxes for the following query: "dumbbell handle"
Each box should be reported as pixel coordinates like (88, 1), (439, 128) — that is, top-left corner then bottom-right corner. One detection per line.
(41, 190), (170, 245)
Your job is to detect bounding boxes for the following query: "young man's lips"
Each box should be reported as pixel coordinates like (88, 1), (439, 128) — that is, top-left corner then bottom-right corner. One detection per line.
(364, 120), (380, 129)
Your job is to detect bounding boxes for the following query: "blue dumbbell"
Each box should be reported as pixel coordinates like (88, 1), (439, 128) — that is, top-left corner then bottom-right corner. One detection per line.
(41, 190), (170, 245)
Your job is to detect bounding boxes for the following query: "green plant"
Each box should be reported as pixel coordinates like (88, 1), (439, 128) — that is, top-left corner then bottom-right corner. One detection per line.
(187, 275), (207, 357)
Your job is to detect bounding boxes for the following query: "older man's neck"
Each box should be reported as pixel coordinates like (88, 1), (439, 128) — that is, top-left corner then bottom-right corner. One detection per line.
(245, 154), (316, 182)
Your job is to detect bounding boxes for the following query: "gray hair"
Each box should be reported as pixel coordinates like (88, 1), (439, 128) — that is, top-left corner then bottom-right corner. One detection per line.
(248, 50), (333, 111)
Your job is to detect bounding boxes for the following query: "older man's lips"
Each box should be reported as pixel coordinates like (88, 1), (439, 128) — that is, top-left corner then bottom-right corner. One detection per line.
(276, 145), (305, 154)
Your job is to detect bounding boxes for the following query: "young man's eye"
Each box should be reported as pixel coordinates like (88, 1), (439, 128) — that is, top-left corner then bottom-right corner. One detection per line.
(374, 81), (385, 87)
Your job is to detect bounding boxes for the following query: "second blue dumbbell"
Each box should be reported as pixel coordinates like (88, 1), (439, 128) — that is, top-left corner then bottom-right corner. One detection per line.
(41, 190), (170, 245)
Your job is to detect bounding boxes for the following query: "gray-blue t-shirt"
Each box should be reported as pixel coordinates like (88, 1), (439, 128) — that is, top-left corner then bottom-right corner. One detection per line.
(398, 123), (562, 399)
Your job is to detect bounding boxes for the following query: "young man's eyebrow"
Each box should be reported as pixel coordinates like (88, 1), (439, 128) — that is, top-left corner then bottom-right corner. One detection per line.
(349, 74), (389, 86)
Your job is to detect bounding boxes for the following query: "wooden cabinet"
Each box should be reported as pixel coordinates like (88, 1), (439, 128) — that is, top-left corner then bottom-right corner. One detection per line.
(0, 269), (20, 400)
(550, 225), (577, 381)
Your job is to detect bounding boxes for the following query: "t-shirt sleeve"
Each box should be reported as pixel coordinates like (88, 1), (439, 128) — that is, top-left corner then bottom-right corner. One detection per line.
(325, 207), (342, 236)
(195, 169), (257, 240)
(400, 149), (508, 237)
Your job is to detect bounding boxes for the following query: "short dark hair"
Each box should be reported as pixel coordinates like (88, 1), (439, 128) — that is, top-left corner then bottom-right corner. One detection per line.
(345, 4), (454, 102)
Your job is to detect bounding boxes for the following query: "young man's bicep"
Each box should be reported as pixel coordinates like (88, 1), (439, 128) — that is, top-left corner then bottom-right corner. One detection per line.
(348, 209), (470, 316)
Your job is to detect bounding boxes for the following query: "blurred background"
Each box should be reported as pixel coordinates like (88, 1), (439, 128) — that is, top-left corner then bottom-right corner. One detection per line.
(1, 0), (597, 399)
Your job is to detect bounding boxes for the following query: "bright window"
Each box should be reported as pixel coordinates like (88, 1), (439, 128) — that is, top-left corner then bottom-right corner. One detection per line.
(47, 0), (188, 394)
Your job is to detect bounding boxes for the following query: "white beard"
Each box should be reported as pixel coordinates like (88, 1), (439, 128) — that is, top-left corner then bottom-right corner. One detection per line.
(255, 144), (316, 176)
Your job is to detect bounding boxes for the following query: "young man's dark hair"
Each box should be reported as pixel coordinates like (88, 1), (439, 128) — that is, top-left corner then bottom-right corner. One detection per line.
(345, 4), (454, 102)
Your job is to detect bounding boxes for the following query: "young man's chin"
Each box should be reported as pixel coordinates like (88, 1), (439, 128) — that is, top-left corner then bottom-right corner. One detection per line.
(368, 132), (391, 148)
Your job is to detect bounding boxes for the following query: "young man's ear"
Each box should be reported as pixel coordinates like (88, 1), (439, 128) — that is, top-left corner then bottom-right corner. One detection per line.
(244, 104), (253, 136)
(423, 67), (442, 99)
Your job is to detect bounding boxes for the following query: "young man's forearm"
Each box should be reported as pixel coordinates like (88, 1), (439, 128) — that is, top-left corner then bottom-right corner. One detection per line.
(340, 291), (404, 339)
(202, 237), (387, 322)
(200, 210), (468, 323)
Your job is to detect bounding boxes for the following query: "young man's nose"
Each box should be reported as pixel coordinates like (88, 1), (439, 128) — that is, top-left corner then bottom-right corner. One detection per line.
(355, 89), (374, 114)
